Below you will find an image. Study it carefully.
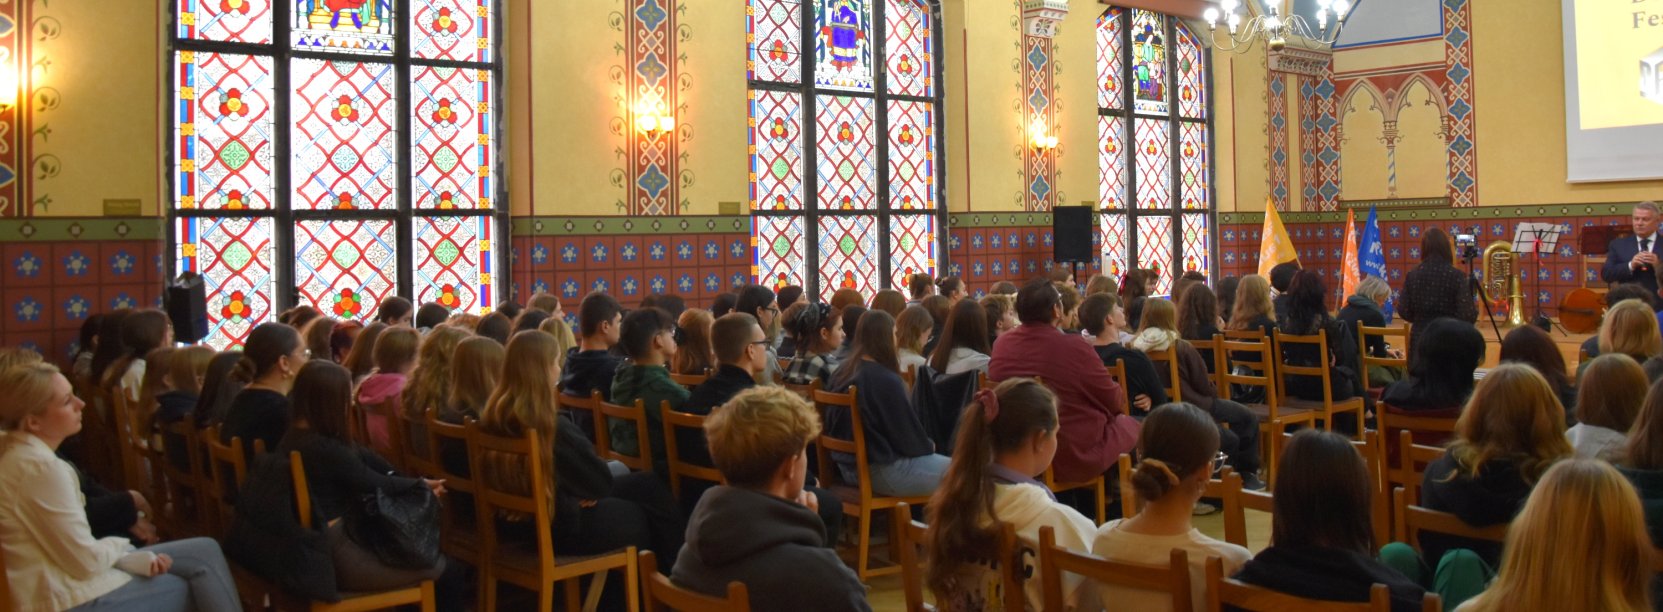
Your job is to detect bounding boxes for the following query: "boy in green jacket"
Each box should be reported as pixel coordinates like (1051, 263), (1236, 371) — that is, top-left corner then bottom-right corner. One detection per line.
(610, 306), (689, 477)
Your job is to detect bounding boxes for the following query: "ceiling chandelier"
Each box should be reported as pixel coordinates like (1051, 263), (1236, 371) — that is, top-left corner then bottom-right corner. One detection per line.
(1202, 0), (1354, 53)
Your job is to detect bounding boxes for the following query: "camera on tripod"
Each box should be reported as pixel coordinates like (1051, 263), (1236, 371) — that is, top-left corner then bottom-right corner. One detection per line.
(1456, 233), (1480, 261)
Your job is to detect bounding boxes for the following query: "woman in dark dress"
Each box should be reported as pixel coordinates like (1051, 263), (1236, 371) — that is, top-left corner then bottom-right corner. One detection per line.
(1397, 227), (1477, 350)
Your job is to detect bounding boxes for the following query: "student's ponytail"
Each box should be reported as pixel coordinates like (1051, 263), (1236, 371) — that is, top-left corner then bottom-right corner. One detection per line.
(234, 322), (302, 384)
(1132, 402), (1220, 503)
(926, 378), (1058, 599)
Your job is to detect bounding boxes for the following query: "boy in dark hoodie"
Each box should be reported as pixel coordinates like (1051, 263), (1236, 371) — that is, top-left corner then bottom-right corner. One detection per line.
(561, 291), (626, 401)
(609, 306), (688, 477)
(672, 386), (871, 612)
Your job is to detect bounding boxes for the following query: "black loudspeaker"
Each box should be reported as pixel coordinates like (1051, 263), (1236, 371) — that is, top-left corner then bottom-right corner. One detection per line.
(166, 272), (210, 344)
(1053, 206), (1094, 263)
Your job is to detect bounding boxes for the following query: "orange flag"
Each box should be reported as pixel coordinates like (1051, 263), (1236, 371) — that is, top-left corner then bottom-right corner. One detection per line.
(1258, 198), (1300, 277)
(1341, 208), (1360, 299)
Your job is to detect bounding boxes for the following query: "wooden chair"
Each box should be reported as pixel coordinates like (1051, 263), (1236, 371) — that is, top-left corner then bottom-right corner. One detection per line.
(108, 390), (154, 497)
(1191, 334), (1229, 394)
(669, 371), (708, 390)
(1038, 526), (1191, 612)
(1142, 346), (1184, 403)
(894, 502), (935, 612)
(595, 398), (657, 473)
(287, 451), (436, 612)
(424, 414), (485, 586)
(1214, 472), (1275, 549)
(1272, 330), (1368, 440)
(639, 550), (750, 612)
(366, 396), (415, 473)
(1103, 360), (1131, 408)
(202, 425), (251, 533)
(901, 364), (918, 387)
(782, 378), (820, 401)
(157, 417), (207, 538)
(470, 424), (639, 612)
(1219, 337), (1318, 485)
(1204, 556), (1405, 612)
(399, 406), (439, 478)
(1358, 325), (1407, 399)
(1042, 466), (1108, 524)
(1392, 486), (1507, 554)
(1381, 421), (1454, 506)
(661, 407), (725, 500)
(812, 386), (933, 580)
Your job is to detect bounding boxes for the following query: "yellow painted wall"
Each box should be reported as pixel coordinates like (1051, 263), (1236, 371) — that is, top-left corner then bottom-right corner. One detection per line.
(1211, 47), (1269, 212)
(1055, 4), (1096, 210)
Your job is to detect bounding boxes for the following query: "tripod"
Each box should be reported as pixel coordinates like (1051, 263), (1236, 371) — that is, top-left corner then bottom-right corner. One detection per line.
(1462, 246), (1506, 344)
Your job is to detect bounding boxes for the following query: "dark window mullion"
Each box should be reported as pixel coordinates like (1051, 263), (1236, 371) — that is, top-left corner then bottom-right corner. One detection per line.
(395, 0), (414, 302)
(798, 1), (820, 299)
(273, 0), (295, 309)
(930, 0), (948, 282)
(875, 0), (891, 289)
(1165, 15), (1182, 278)
(1119, 7), (1139, 271)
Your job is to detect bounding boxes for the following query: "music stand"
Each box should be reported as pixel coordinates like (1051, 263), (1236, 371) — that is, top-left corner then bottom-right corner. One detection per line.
(1513, 222), (1562, 332)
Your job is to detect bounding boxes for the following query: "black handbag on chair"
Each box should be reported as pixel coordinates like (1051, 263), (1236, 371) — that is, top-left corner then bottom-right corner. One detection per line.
(343, 481), (442, 570)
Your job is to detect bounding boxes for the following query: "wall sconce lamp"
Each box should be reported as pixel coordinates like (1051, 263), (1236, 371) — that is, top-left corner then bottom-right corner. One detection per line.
(635, 100), (675, 137)
(0, 63), (17, 112)
(1030, 120), (1058, 150)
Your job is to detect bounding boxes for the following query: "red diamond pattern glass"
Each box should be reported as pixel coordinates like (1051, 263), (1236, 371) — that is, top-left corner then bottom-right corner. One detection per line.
(889, 214), (934, 289)
(411, 0), (491, 62)
(748, 0), (802, 84)
(415, 216), (491, 314)
(887, 100), (934, 210)
(1179, 122), (1207, 210)
(817, 215), (879, 301)
(292, 59), (398, 210)
(413, 66), (491, 210)
(294, 219), (397, 320)
(292, 0), (395, 56)
(176, 52), (275, 211)
(1099, 115), (1126, 211)
(178, 217), (275, 349)
(884, 0), (932, 97)
(179, 0), (273, 44)
(1101, 212), (1128, 280)
(1134, 118), (1170, 210)
(754, 216), (807, 292)
(1136, 215), (1173, 294)
(750, 90), (804, 211)
(1181, 213), (1208, 275)
(1097, 8), (1122, 111)
(1175, 23), (1205, 119)
(815, 95), (876, 211)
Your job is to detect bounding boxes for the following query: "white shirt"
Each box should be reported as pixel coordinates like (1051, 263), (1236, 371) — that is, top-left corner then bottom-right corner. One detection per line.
(1567, 423), (1629, 462)
(0, 432), (136, 612)
(1090, 519), (1253, 612)
(1632, 233), (1658, 270)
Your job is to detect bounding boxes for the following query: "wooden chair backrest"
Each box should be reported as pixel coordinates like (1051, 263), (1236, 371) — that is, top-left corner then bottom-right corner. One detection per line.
(669, 371), (708, 390)
(1142, 345), (1184, 403)
(1189, 334), (1228, 391)
(1222, 328), (1267, 341)
(1272, 330), (1339, 404)
(1386, 425), (1453, 503)
(639, 550), (750, 612)
(1219, 337), (1278, 412)
(1205, 556), (1390, 611)
(469, 424), (556, 575)
(1392, 486), (1508, 551)
(1213, 472), (1275, 549)
(811, 387), (864, 497)
(894, 502), (936, 612)
(902, 364), (918, 387)
(1103, 360), (1131, 408)
(203, 425), (250, 521)
(399, 405), (438, 477)
(1039, 526), (1191, 612)
(555, 390), (602, 440)
(595, 398), (656, 473)
(661, 408), (726, 500)
(424, 413), (480, 540)
(1357, 325), (1407, 390)
(783, 378), (820, 401)
(159, 417), (201, 486)
(289, 451), (314, 530)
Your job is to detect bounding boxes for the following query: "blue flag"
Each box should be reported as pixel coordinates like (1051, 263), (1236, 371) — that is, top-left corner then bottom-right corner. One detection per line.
(1359, 206), (1391, 320)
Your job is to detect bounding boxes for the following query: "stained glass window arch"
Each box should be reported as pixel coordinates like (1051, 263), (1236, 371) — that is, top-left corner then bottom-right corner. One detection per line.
(748, 0), (945, 301)
(170, 0), (503, 348)
(1098, 7), (1213, 296)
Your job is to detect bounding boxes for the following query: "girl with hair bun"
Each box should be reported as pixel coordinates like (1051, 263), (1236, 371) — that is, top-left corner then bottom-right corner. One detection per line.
(1090, 402), (1249, 611)
(782, 302), (844, 386)
(219, 322), (307, 457)
(925, 378), (1096, 609)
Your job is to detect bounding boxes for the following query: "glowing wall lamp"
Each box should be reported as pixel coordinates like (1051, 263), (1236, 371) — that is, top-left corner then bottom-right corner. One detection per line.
(635, 99), (675, 137)
(0, 63), (17, 111)
(1030, 120), (1058, 150)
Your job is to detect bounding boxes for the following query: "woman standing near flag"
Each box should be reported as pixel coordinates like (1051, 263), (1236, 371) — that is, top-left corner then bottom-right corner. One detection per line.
(1398, 227), (1478, 351)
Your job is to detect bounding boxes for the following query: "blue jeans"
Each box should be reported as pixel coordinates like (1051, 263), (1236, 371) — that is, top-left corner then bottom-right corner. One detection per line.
(69, 537), (240, 612)
(841, 454), (952, 498)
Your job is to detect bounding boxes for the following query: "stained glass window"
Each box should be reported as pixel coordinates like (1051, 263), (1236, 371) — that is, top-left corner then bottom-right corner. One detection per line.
(1099, 6), (1213, 294)
(750, 0), (942, 300)
(172, 0), (502, 348)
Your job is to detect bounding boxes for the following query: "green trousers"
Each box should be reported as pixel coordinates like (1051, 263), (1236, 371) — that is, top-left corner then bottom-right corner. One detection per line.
(1379, 542), (1493, 611)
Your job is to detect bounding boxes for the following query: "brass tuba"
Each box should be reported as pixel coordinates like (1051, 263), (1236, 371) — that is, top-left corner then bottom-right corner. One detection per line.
(1483, 241), (1526, 327)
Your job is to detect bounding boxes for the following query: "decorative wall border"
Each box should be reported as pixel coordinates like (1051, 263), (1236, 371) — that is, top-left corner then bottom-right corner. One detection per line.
(613, 0), (690, 215)
(1021, 32), (1057, 211)
(1, 0), (62, 217)
(1267, 71), (1289, 211)
(1218, 202), (1641, 225)
(0, 217), (163, 242)
(1441, 0), (1478, 208)
(1298, 63), (1340, 212)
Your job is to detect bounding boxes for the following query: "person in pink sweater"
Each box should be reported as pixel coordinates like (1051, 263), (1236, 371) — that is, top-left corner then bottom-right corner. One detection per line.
(354, 326), (418, 451)
(989, 278), (1139, 483)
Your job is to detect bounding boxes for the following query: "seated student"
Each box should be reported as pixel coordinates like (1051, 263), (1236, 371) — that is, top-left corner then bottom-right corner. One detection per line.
(937, 276), (966, 305)
(355, 326), (419, 452)
(0, 362), (240, 612)
(414, 302), (450, 331)
(102, 309), (174, 405)
(832, 305), (865, 363)
(990, 279), (1139, 484)
(561, 291), (626, 402)
(1278, 270), (1367, 432)
(1092, 403), (1250, 611)
(928, 299), (993, 376)
(610, 307), (689, 477)
(1419, 364), (1572, 568)
(672, 308), (716, 376)
(783, 302), (844, 386)
(1080, 293), (1167, 413)
(826, 310), (949, 497)
(1267, 261), (1301, 325)
(871, 289), (907, 319)
(1585, 299), (1663, 381)
(436, 336), (505, 479)
(926, 379), (1097, 609)
(672, 387), (871, 612)
(1175, 282), (1223, 347)
(221, 322), (308, 458)
(907, 273), (935, 307)
(989, 281), (1018, 296)
(1620, 378), (1663, 548)
(479, 331), (683, 561)
(275, 361), (457, 608)
(1235, 430), (1429, 612)
(341, 322), (388, 383)
(1381, 318), (1486, 413)
(981, 294), (1019, 344)
(190, 352), (244, 429)
(895, 305), (933, 375)
(1338, 277), (1402, 386)
(1498, 325), (1577, 419)
(920, 294), (951, 357)
(1225, 274), (1277, 339)
(830, 288), (865, 313)
(1130, 299), (1263, 489)
(475, 312), (512, 345)
(375, 295), (415, 327)
(155, 346), (215, 470)
(1578, 283), (1654, 364)
(1568, 354), (1647, 461)
(735, 285), (785, 382)
(299, 317), (340, 366)
(1458, 459), (1653, 612)
(1056, 282), (1083, 333)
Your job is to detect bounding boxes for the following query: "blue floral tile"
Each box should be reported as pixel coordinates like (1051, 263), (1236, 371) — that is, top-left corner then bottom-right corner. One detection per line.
(619, 275), (640, 296)
(107, 250), (136, 278)
(13, 296), (42, 323)
(676, 240), (696, 262)
(676, 273), (696, 294)
(648, 239), (668, 262)
(13, 250), (42, 278)
(618, 240), (641, 265)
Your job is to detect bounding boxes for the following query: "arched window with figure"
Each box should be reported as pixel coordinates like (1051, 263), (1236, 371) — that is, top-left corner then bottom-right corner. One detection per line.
(169, 0), (504, 347)
(748, 0), (945, 300)
(1099, 6), (1214, 295)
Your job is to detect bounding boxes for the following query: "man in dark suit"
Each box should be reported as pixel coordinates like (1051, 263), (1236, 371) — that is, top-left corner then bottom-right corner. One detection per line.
(1602, 201), (1662, 294)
